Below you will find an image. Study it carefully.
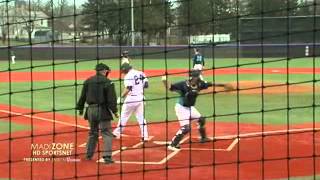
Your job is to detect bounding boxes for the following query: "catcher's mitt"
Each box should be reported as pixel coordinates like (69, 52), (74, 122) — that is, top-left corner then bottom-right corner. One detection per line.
(224, 84), (234, 92)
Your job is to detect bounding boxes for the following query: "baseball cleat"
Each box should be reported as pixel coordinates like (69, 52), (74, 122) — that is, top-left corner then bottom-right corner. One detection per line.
(112, 133), (120, 139)
(85, 155), (93, 161)
(141, 137), (150, 142)
(167, 144), (180, 151)
(103, 157), (114, 164)
(200, 137), (211, 143)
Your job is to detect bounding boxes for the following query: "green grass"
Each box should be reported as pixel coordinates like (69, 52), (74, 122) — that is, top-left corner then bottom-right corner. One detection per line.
(0, 120), (31, 133)
(1, 57), (319, 72)
(0, 58), (319, 126)
(0, 76), (319, 125)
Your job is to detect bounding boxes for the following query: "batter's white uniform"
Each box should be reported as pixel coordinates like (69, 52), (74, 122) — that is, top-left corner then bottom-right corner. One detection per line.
(113, 69), (149, 140)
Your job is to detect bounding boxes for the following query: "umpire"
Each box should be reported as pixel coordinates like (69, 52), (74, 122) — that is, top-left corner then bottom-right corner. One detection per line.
(76, 63), (118, 164)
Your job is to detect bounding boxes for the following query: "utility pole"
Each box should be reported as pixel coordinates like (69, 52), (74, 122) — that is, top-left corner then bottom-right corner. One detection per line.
(131, 0), (135, 46)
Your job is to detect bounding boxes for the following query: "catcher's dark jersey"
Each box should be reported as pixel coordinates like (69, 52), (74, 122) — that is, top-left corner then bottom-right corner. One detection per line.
(170, 80), (212, 107)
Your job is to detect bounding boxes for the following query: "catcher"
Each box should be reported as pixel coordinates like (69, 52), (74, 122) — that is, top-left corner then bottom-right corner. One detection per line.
(162, 70), (233, 150)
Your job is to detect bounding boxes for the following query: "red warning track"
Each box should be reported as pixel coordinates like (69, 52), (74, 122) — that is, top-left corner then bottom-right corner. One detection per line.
(0, 104), (320, 179)
(0, 68), (319, 82)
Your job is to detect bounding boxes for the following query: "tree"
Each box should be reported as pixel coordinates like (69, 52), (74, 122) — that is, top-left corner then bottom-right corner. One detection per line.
(42, 0), (75, 40)
(0, 4), (8, 44)
(296, 0), (320, 15)
(81, 0), (119, 37)
(16, 0), (41, 43)
(81, 0), (174, 45)
(134, 0), (174, 45)
(177, 0), (236, 35)
(177, 0), (211, 35)
(246, 0), (299, 17)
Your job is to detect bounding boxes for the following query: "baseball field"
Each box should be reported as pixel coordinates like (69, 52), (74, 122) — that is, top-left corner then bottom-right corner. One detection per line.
(0, 57), (319, 179)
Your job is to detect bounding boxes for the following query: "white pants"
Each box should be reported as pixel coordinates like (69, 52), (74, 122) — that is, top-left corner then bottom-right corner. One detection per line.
(11, 56), (16, 64)
(175, 103), (201, 126)
(193, 64), (204, 80)
(193, 64), (203, 71)
(113, 100), (148, 139)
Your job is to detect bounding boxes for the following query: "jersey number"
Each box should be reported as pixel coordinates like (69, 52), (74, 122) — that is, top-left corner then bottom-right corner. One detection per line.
(134, 75), (144, 85)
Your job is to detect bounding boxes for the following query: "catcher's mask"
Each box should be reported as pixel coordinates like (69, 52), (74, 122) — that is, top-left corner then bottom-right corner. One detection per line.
(189, 69), (201, 84)
(190, 69), (200, 78)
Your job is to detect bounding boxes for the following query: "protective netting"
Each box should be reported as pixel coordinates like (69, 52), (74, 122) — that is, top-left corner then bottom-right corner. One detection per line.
(0, 0), (319, 179)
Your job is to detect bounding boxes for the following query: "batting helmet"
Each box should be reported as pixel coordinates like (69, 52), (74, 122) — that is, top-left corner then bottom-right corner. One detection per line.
(120, 63), (132, 74)
(122, 50), (129, 57)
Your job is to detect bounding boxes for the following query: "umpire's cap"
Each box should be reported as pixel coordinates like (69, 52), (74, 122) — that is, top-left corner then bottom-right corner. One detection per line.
(190, 69), (201, 78)
(95, 63), (110, 71)
(120, 63), (132, 73)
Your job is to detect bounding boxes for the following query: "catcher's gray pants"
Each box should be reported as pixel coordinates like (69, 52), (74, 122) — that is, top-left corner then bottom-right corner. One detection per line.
(86, 106), (113, 158)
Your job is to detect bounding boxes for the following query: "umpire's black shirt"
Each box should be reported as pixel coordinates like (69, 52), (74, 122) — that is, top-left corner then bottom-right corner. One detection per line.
(76, 73), (118, 120)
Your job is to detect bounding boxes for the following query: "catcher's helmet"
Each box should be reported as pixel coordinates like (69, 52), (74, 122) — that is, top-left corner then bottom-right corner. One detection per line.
(95, 63), (110, 71)
(120, 63), (132, 73)
(190, 69), (201, 78)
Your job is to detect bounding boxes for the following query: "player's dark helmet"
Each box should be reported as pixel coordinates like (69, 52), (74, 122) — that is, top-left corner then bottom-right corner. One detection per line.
(120, 63), (132, 74)
(190, 69), (201, 78)
(122, 50), (129, 57)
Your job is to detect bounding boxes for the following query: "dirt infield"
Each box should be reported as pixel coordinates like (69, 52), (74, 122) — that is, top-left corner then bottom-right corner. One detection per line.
(203, 81), (319, 94)
(1, 104), (320, 180)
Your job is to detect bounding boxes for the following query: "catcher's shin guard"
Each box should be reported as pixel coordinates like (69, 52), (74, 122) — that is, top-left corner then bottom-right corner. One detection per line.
(198, 117), (206, 128)
(171, 125), (190, 147)
(198, 117), (208, 141)
(199, 128), (208, 141)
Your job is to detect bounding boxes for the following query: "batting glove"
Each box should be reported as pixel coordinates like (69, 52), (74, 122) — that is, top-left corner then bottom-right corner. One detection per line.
(117, 97), (123, 105)
(114, 112), (119, 118)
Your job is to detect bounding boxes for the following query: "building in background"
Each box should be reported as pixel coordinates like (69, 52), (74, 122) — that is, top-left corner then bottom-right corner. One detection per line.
(0, 0), (50, 42)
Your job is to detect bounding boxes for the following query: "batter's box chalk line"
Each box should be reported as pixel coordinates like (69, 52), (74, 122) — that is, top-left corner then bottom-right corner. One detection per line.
(97, 136), (187, 165)
(153, 136), (239, 152)
(78, 134), (153, 148)
(152, 136), (215, 145)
